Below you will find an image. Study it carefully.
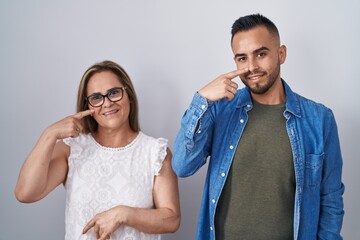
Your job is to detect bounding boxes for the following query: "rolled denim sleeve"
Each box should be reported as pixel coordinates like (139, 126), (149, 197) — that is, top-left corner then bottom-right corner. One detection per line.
(318, 109), (345, 239)
(172, 92), (215, 177)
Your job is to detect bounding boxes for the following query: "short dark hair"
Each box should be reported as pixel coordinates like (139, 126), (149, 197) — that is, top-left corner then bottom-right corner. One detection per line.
(231, 14), (279, 42)
(77, 60), (140, 133)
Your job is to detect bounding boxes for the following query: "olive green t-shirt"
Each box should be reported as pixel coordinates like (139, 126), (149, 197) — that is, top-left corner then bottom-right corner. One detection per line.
(214, 101), (295, 240)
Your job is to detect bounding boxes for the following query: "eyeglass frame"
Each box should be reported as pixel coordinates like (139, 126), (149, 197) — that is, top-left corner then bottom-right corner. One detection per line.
(85, 87), (127, 108)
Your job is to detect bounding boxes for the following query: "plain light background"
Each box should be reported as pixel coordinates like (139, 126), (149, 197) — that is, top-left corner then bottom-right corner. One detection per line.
(1, 0), (359, 239)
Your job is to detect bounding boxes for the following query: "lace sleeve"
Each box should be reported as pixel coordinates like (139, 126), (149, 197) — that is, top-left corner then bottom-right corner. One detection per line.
(62, 137), (72, 146)
(153, 138), (168, 176)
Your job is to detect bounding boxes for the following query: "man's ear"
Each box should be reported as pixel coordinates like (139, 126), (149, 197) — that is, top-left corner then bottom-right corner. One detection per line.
(279, 45), (287, 64)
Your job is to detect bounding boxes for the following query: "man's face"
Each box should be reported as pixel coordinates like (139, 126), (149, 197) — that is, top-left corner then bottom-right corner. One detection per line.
(231, 25), (286, 95)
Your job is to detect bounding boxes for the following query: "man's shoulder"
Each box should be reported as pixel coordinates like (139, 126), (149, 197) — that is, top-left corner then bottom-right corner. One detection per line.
(289, 91), (334, 120)
(294, 91), (330, 110)
(283, 80), (328, 109)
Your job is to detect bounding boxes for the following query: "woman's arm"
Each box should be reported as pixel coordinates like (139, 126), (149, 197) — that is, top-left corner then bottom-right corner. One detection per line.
(83, 148), (181, 239)
(15, 137), (69, 203)
(14, 109), (93, 202)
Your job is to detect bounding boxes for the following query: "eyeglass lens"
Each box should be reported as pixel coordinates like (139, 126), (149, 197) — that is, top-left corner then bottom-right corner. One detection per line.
(87, 87), (124, 107)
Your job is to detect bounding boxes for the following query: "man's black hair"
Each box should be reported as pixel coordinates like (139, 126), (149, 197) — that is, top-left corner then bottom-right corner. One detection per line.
(231, 14), (279, 42)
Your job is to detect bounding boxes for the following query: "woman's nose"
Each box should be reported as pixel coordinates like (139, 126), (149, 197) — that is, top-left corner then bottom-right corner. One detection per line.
(102, 96), (113, 107)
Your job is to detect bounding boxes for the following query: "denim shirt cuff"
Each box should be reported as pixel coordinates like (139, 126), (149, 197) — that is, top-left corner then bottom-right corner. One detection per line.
(190, 92), (214, 110)
(184, 92), (213, 140)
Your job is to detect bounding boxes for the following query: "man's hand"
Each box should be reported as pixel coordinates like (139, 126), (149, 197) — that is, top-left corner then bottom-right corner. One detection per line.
(198, 68), (248, 102)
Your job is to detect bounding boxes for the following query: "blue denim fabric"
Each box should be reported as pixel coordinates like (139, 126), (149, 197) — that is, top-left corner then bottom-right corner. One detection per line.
(172, 80), (344, 240)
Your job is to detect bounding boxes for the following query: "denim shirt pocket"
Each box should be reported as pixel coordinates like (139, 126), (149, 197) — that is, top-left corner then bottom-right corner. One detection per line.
(304, 153), (324, 188)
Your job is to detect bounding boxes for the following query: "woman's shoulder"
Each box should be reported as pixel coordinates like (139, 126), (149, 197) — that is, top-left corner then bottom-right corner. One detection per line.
(137, 132), (168, 176)
(62, 133), (92, 147)
(138, 131), (168, 147)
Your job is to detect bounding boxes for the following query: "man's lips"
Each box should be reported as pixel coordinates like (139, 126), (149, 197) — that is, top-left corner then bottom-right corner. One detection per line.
(246, 72), (265, 81)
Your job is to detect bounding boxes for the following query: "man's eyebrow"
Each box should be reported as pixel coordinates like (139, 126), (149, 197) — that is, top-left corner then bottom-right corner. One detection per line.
(254, 46), (270, 54)
(234, 53), (246, 58)
(234, 46), (270, 58)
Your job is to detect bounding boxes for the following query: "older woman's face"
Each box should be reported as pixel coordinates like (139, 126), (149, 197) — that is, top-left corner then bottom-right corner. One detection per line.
(86, 70), (131, 132)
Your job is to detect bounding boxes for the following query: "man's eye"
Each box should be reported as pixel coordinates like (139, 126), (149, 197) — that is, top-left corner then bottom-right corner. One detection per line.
(237, 57), (246, 62)
(258, 52), (266, 57)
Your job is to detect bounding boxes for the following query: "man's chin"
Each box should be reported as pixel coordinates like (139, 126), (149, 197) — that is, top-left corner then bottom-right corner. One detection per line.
(249, 84), (270, 95)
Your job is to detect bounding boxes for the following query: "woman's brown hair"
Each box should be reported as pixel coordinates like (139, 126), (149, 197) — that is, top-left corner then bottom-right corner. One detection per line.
(76, 60), (140, 133)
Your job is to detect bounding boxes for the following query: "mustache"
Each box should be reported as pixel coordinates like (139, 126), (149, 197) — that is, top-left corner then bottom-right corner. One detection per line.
(243, 70), (266, 78)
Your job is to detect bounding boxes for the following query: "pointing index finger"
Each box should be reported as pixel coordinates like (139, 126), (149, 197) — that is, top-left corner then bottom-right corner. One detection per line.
(82, 218), (95, 234)
(225, 68), (249, 80)
(74, 109), (94, 120)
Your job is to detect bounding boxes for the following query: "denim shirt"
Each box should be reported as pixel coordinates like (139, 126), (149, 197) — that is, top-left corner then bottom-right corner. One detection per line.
(172, 80), (344, 240)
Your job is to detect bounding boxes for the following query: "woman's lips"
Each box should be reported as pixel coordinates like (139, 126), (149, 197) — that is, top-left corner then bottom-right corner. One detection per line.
(102, 109), (119, 116)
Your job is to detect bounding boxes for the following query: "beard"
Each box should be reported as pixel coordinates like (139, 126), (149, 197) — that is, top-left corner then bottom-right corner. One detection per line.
(240, 60), (281, 95)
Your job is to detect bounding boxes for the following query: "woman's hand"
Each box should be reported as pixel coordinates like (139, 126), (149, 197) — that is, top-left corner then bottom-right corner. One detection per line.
(46, 109), (94, 140)
(83, 206), (130, 240)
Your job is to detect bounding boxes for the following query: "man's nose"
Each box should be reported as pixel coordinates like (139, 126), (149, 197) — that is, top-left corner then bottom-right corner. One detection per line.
(247, 58), (259, 72)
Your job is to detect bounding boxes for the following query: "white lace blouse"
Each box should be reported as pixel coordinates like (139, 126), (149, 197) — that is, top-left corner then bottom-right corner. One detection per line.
(63, 132), (167, 240)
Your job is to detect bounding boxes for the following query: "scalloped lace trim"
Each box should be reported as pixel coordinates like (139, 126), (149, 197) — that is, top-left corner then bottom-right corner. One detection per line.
(154, 138), (168, 176)
(90, 132), (142, 151)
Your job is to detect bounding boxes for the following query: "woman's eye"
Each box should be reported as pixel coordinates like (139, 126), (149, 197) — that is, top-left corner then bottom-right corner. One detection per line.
(90, 94), (102, 101)
(109, 89), (120, 96)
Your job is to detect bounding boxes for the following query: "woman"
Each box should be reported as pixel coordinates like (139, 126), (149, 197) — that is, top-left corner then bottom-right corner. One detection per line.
(15, 60), (180, 240)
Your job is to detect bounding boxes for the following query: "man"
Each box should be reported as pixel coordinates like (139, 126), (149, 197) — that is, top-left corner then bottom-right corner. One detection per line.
(172, 14), (344, 240)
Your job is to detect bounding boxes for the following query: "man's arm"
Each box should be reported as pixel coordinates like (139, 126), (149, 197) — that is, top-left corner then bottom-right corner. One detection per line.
(318, 109), (345, 239)
(172, 69), (244, 177)
(172, 92), (215, 177)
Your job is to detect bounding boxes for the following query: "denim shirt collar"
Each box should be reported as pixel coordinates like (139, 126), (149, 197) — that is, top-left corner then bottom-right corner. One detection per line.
(235, 79), (302, 118)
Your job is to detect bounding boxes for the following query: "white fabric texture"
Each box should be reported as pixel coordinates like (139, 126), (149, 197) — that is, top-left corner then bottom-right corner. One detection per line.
(63, 132), (167, 240)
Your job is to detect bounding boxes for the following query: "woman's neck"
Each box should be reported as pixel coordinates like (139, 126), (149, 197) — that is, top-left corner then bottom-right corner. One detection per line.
(93, 127), (138, 148)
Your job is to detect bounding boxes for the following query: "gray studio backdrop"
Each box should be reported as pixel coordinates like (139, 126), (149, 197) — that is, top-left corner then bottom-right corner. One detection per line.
(1, 0), (359, 239)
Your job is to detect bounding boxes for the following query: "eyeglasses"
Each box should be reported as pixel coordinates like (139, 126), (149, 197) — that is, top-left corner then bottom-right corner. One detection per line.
(85, 87), (127, 107)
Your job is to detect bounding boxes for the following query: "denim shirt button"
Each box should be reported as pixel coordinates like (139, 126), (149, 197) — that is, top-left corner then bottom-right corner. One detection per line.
(240, 119), (244, 123)
(210, 226), (213, 231)
(201, 105), (206, 109)
(212, 199), (215, 204)
(229, 145), (234, 150)
(197, 130), (201, 134)
(221, 172), (225, 177)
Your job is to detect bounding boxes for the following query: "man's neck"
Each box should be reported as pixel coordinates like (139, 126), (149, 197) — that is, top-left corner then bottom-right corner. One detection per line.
(251, 78), (286, 105)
